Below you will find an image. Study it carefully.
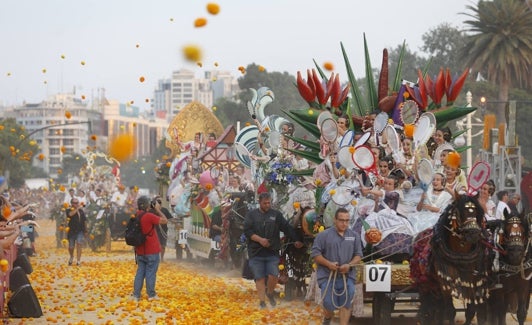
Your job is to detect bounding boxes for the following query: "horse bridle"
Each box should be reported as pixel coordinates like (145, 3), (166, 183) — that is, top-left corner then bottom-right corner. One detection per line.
(494, 215), (532, 279)
(444, 201), (482, 238)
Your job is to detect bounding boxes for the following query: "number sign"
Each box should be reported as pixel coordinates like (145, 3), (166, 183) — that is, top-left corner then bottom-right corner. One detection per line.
(178, 230), (188, 245)
(365, 264), (391, 292)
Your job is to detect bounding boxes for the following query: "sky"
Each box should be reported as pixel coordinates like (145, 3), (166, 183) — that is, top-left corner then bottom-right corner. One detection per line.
(0, 0), (473, 109)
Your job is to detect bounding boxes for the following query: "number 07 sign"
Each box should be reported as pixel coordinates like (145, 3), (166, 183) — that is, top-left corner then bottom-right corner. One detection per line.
(364, 264), (392, 292)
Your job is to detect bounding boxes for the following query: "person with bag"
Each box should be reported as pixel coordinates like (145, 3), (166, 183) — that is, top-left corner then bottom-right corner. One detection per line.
(243, 192), (303, 309)
(131, 196), (167, 302)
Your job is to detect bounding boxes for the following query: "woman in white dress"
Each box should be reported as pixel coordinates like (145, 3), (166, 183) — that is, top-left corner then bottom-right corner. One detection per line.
(407, 173), (453, 234)
(476, 179), (496, 221)
(353, 175), (415, 260)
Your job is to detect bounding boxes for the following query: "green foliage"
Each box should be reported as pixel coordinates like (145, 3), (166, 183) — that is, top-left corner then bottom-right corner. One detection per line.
(213, 97), (249, 128)
(213, 63), (309, 137)
(461, 0), (532, 124)
(421, 23), (468, 76)
(119, 157), (157, 192)
(29, 166), (49, 178)
(387, 43), (427, 86)
(59, 153), (86, 183)
(0, 118), (33, 188)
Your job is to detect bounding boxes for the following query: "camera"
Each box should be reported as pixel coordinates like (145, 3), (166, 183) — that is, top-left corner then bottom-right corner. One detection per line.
(150, 198), (162, 209)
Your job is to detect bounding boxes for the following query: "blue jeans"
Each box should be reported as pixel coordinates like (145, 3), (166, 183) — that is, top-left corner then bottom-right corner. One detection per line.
(248, 255), (279, 280)
(319, 276), (355, 311)
(133, 253), (160, 298)
(68, 232), (85, 249)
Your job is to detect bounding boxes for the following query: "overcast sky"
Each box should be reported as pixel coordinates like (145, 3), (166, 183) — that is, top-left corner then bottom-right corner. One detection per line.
(0, 0), (472, 108)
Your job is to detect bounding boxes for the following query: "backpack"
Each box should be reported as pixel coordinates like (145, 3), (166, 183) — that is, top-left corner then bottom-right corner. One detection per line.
(125, 212), (153, 247)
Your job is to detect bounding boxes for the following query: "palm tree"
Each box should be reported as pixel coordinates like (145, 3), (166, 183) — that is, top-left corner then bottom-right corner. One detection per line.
(461, 0), (532, 122)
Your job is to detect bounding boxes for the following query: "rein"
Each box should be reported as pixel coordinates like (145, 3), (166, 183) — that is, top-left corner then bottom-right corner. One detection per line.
(520, 238), (532, 280)
(318, 270), (349, 309)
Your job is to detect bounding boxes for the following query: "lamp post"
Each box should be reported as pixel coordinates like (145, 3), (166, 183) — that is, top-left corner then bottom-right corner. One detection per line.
(455, 91), (485, 174)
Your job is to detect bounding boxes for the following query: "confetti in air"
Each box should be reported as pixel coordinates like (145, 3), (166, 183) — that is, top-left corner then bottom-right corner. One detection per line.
(182, 45), (203, 63)
(109, 134), (137, 163)
(323, 62), (334, 71)
(206, 3), (220, 15)
(194, 17), (207, 28)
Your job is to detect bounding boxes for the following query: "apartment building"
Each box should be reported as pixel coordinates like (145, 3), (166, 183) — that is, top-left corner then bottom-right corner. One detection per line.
(153, 69), (240, 121)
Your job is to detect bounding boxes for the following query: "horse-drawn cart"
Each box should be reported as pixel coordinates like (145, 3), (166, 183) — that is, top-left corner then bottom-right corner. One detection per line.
(357, 263), (417, 325)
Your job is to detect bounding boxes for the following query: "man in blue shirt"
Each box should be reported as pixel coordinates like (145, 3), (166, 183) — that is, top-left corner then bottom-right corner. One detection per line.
(311, 207), (363, 325)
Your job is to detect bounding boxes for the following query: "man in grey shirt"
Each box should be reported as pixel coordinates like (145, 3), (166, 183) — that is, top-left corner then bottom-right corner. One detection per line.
(311, 207), (363, 325)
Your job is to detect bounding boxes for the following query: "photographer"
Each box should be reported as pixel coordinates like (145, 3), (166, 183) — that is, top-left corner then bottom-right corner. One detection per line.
(149, 196), (173, 262)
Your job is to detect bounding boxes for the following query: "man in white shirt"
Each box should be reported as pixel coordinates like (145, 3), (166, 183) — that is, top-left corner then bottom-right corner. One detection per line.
(494, 190), (510, 220)
(110, 184), (127, 208)
(64, 188), (77, 205)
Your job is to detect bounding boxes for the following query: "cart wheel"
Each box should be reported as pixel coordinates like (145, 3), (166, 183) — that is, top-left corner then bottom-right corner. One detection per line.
(372, 293), (392, 325)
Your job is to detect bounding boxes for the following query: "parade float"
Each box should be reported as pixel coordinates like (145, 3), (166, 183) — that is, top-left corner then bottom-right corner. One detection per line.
(162, 101), (231, 261)
(159, 34), (532, 323)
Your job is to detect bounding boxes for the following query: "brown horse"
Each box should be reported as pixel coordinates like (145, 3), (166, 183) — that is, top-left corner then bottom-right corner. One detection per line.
(411, 195), (489, 325)
(488, 210), (532, 325)
(281, 206), (315, 300)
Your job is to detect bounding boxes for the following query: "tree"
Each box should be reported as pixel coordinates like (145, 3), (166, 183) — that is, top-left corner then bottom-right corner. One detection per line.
(0, 118), (34, 188)
(119, 157), (157, 192)
(421, 23), (468, 75)
(461, 0), (532, 122)
(213, 97), (249, 128)
(387, 43), (427, 86)
(59, 153), (86, 184)
(237, 63), (307, 119)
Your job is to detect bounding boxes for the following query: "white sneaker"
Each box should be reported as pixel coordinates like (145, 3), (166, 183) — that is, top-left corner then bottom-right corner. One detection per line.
(148, 295), (159, 301)
(130, 295), (140, 302)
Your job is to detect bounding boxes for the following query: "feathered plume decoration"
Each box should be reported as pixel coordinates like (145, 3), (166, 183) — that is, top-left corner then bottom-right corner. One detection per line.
(446, 151), (461, 169)
(246, 87), (274, 123)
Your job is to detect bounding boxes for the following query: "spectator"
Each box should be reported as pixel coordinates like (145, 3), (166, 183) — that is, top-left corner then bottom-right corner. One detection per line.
(243, 192), (303, 309)
(77, 189), (87, 206)
(205, 133), (217, 149)
(495, 190), (511, 220)
(66, 198), (88, 266)
(150, 195), (173, 263)
(508, 192), (521, 216)
(110, 184), (127, 209)
(132, 196), (168, 301)
(63, 188), (77, 205)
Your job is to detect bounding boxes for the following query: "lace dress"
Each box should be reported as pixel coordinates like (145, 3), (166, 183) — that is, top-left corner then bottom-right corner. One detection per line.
(407, 187), (453, 235)
(353, 191), (415, 257)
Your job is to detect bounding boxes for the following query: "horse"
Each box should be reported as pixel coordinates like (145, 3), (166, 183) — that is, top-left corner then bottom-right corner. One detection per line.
(487, 209), (532, 325)
(281, 206), (316, 300)
(224, 191), (252, 269)
(411, 195), (490, 325)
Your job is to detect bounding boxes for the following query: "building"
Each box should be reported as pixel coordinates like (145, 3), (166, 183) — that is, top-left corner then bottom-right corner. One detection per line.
(152, 69), (240, 121)
(14, 93), (96, 178)
(102, 99), (167, 158)
(11, 93), (168, 178)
